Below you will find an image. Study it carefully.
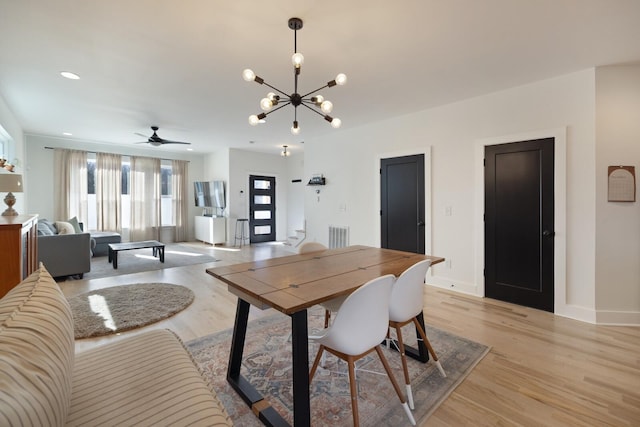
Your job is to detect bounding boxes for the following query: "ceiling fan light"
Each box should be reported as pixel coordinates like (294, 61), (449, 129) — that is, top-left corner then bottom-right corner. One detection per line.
(320, 100), (333, 113)
(335, 73), (347, 86)
(292, 52), (304, 68)
(242, 69), (256, 82)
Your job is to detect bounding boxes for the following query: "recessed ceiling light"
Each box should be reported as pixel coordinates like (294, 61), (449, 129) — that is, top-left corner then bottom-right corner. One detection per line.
(62, 132), (72, 136)
(60, 71), (80, 80)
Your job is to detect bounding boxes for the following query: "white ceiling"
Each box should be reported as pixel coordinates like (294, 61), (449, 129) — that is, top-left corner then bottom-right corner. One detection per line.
(1, 0), (639, 156)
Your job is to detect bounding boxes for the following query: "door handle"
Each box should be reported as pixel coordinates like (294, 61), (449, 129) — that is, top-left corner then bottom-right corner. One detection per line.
(418, 221), (425, 227)
(542, 230), (555, 237)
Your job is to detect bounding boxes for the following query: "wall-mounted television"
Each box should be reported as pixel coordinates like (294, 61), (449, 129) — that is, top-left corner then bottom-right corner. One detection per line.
(194, 181), (226, 209)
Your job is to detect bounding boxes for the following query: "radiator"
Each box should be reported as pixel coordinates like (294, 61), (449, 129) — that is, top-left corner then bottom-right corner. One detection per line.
(328, 225), (349, 249)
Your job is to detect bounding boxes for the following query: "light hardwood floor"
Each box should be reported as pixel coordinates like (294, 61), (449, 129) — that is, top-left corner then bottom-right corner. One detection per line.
(60, 242), (640, 426)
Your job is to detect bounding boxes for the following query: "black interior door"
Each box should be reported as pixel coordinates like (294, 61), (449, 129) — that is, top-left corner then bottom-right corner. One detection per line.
(249, 175), (276, 243)
(485, 138), (554, 312)
(381, 154), (425, 254)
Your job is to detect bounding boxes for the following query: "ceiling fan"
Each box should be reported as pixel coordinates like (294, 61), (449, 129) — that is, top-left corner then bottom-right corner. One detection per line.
(135, 126), (190, 147)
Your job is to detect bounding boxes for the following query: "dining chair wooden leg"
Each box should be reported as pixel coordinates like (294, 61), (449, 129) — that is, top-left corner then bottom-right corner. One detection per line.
(374, 346), (416, 426)
(412, 317), (446, 377)
(393, 325), (414, 409)
(309, 345), (326, 381)
(324, 309), (331, 328)
(347, 356), (360, 427)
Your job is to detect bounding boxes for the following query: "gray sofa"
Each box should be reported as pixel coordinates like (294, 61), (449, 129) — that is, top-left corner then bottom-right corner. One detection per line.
(37, 218), (92, 278)
(90, 230), (122, 256)
(38, 233), (92, 278)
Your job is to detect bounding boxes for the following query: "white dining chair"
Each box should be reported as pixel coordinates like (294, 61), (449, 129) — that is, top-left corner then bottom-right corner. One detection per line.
(298, 242), (346, 328)
(388, 259), (446, 410)
(309, 274), (416, 427)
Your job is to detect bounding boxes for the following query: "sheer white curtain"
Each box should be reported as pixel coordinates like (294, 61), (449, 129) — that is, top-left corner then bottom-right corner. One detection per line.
(96, 152), (122, 232)
(171, 160), (189, 242)
(54, 149), (87, 223)
(129, 156), (161, 241)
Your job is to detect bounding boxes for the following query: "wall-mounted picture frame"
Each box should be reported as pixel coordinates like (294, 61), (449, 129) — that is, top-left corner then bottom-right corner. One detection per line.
(608, 166), (636, 202)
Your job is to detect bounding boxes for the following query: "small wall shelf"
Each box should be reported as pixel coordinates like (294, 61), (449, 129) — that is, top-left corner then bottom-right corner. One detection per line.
(307, 175), (326, 185)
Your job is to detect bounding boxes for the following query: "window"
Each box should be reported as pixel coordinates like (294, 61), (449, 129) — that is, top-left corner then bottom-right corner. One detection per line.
(86, 154), (175, 230)
(160, 161), (172, 226)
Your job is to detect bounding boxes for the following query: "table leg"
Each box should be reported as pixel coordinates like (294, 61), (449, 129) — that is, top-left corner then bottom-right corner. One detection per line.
(227, 299), (292, 427)
(112, 250), (118, 269)
(290, 310), (311, 427)
(159, 246), (164, 263)
(228, 299), (249, 382)
(386, 311), (430, 363)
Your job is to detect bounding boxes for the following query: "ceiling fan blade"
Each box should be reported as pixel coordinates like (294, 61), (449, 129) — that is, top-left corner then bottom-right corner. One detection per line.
(160, 141), (191, 145)
(134, 132), (148, 138)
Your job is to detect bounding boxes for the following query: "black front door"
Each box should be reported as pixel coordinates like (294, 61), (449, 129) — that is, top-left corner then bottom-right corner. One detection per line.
(249, 175), (276, 243)
(380, 154), (425, 254)
(485, 138), (554, 312)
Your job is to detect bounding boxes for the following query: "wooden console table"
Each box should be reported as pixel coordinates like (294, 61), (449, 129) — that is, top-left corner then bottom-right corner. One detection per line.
(0, 214), (38, 298)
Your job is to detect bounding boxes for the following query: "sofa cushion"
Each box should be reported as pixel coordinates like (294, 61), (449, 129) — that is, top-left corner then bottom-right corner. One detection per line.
(66, 217), (83, 234)
(68, 329), (233, 426)
(37, 218), (57, 236)
(38, 221), (56, 235)
(0, 264), (75, 427)
(55, 221), (76, 235)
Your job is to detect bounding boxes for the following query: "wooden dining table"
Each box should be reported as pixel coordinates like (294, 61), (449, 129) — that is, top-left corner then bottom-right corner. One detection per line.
(206, 245), (444, 427)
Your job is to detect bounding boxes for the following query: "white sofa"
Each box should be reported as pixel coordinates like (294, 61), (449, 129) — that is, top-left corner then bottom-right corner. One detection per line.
(0, 264), (233, 427)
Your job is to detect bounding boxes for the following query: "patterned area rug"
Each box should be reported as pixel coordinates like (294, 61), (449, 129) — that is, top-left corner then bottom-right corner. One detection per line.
(186, 308), (489, 426)
(68, 283), (194, 339)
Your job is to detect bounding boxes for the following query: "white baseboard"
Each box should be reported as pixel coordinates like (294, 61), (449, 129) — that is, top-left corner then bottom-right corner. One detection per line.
(595, 310), (640, 326)
(427, 276), (478, 296)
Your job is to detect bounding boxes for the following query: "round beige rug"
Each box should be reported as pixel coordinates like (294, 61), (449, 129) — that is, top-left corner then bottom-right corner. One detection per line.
(68, 283), (195, 339)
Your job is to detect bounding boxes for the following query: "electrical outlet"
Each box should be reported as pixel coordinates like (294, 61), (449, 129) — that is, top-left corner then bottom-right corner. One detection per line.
(445, 206), (452, 216)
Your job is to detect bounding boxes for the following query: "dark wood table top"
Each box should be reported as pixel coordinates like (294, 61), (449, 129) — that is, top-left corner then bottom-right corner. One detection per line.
(108, 240), (164, 251)
(206, 245), (444, 315)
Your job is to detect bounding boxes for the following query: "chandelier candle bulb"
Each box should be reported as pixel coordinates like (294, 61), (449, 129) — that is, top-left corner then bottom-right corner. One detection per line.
(242, 69), (255, 82)
(260, 98), (273, 111)
(292, 53), (304, 68)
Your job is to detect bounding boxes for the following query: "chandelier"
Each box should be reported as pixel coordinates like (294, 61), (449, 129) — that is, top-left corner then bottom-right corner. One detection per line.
(242, 17), (347, 135)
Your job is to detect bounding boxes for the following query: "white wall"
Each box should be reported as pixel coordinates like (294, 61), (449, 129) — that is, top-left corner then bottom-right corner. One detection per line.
(595, 63), (640, 324)
(304, 69), (601, 323)
(286, 153), (305, 237)
(24, 134), (206, 240)
(227, 148), (289, 245)
(0, 94), (26, 214)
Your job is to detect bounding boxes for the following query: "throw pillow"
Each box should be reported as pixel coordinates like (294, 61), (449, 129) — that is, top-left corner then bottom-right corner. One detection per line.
(67, 216), (83, 234)
(37, 221), (55, 236)
(38, 219), (58, 235)
(0, 264), (75, 425)
(55, 221), (76, 235)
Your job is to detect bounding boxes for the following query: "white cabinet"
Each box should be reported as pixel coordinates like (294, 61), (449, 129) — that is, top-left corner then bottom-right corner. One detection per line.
(195, 216), (226, 245)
